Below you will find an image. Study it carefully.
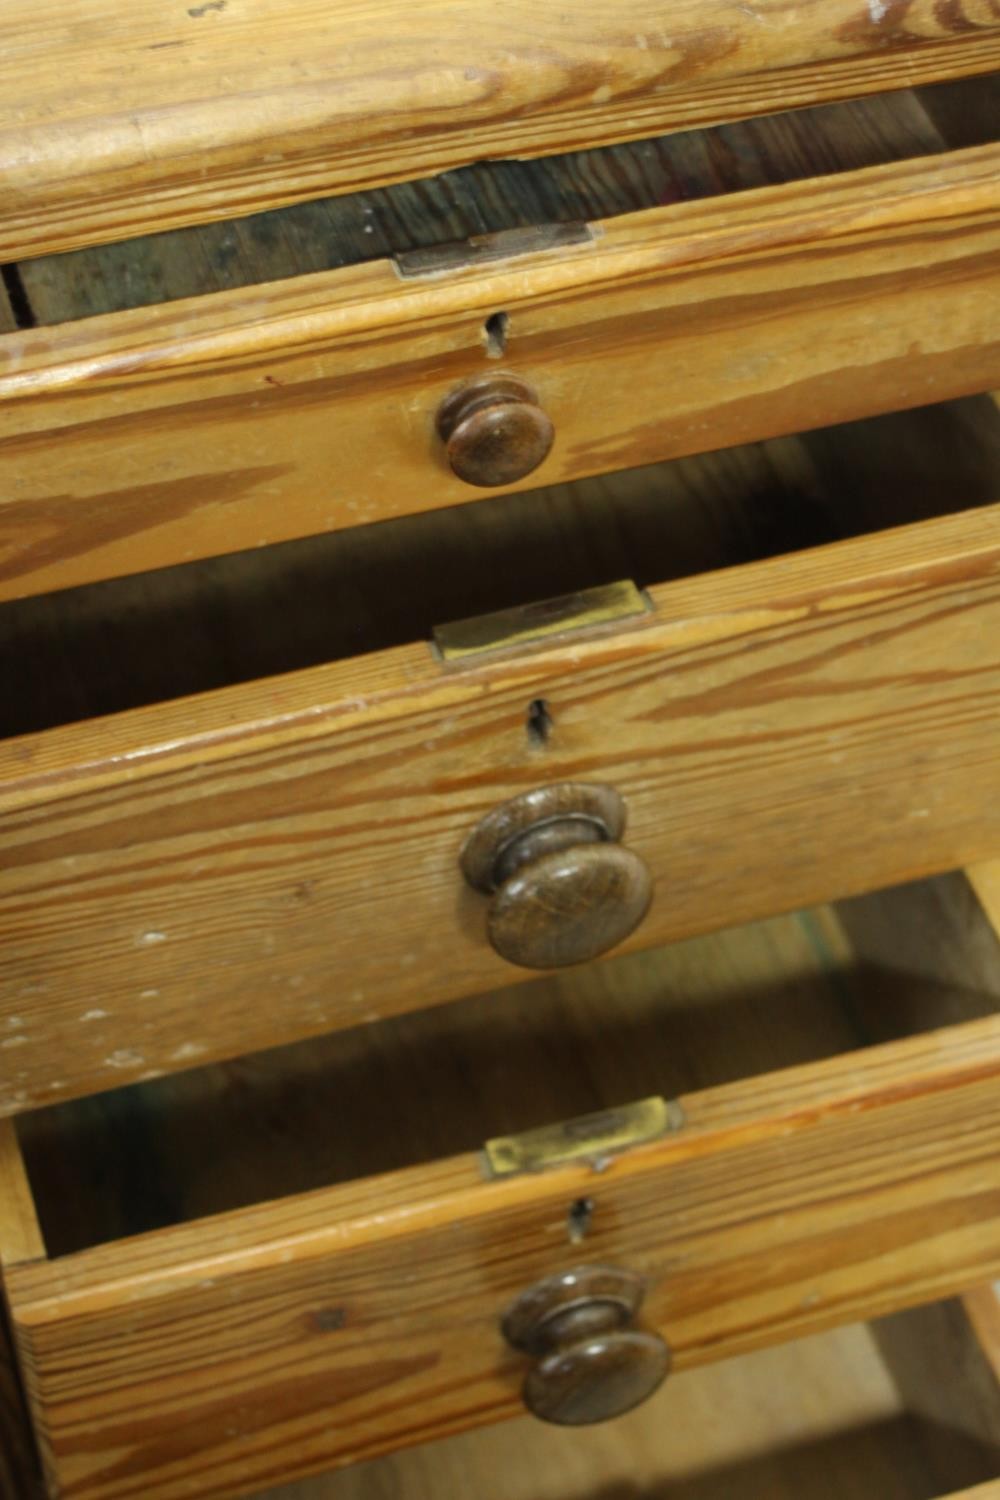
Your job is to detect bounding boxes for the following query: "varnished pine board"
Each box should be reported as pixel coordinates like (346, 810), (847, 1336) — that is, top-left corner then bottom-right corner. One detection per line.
(7, 394), (999, 741)
(2, 1), (999, 262)
(1, 145), (999, 601)
(0, 1126), (44, 1270)
(971, 863), (1000, 939)
(255, 1319), (988, 1500)
(15, 86), (947, 325)
(1, 508), (1000, 1111)
(11, 903), (870, 1251)
(6, 870), (998, 1497)
(0, 436), (843, 737)
(5, 1009), (1000, 1499)
(13, 874), (994, 1254)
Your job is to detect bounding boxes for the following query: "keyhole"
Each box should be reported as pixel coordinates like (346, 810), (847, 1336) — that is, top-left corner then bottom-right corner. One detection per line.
(527, 698), (553, 746)
(484, 311), (510, 358)
(568, 1197), (595, 1245)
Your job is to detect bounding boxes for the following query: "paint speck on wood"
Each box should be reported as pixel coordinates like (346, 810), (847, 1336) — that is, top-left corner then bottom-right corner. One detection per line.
(105, 1050), (144, 1069)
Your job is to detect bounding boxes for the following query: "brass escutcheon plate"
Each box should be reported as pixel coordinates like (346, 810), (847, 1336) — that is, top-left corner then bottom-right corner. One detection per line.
(483, 1096), (684, 1179)
(394, 222), (594, 278)
(433, 579), (650, 664)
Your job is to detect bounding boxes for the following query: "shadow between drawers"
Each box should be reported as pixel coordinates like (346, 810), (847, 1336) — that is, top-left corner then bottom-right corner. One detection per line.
(17, 873), (1000, 1257)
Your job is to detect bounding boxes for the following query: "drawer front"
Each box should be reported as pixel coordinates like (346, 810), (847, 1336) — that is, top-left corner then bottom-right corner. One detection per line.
(1, 143), (999, 599)
(4, 4), (1000, 261)
(4, 1007), (1000, 1499)
(2, 506), (1000, 1112)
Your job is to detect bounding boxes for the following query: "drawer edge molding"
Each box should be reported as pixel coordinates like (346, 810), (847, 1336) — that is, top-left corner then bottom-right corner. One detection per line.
(2, 5), (1000, 262)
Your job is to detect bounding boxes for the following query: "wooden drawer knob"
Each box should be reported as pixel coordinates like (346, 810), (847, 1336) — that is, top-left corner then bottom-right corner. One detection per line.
(460, 783), (652, 969)
(502, 1265), (671, 1426)
(437, 374), (554, 487)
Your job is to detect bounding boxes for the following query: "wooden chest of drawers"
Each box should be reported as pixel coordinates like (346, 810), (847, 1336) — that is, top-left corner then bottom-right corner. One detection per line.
(1, 8), (999, 1498)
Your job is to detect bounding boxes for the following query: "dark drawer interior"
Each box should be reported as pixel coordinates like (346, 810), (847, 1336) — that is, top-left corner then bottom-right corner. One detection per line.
(2, 388), (999, 740)
(3, 77), (997, 330)
(15, 869), (1000, 1256)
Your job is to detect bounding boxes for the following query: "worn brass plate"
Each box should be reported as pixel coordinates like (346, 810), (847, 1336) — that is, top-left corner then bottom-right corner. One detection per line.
(395, 222), (594, 278)
(434, 579), (650, 664)
(483, 1096), (684, 1179)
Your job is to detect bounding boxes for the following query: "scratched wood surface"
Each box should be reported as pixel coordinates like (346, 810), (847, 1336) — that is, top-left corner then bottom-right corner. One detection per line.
(2, 1), (999, 262)
(2, 135), (998, 600)
(2, 501), (1000, 1112)
(16, 867), (1000, 1248)
(4, 871), (1000, 1499)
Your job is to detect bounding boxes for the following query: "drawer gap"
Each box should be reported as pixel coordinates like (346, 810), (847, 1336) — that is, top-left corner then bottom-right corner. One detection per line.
(2, 393), (998, 740)
(12, 868), (1000, 1260)
(2, 870), (999, 1499)
(7, 78), (995, 327)
(0, 79), (983, 325)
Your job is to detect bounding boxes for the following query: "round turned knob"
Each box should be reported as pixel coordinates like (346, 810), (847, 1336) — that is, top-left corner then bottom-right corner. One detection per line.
(460, 783), (652, 970)
(437, 374), (554, 487)
(502, 1265), (671, 1426)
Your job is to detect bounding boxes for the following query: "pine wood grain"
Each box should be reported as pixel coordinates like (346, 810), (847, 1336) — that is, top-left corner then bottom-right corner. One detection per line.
(15, 85), (948, 325)
(1, 506), (999, 1112)
(3, 392), (996, 740)
(2, 1), (999, 262)
(255, 1316), (996, 1500)
(4, 1010), (1000, 1498)
(0, 428), (844, 737)
(0, 1125), (44, 1270)
(251, 1313), (999, 1500)
(15, 874), (997, 1248)
(3, 902), (880, 1252)
(1, 143), (999, 600)
(970, 864), (1000, 940)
